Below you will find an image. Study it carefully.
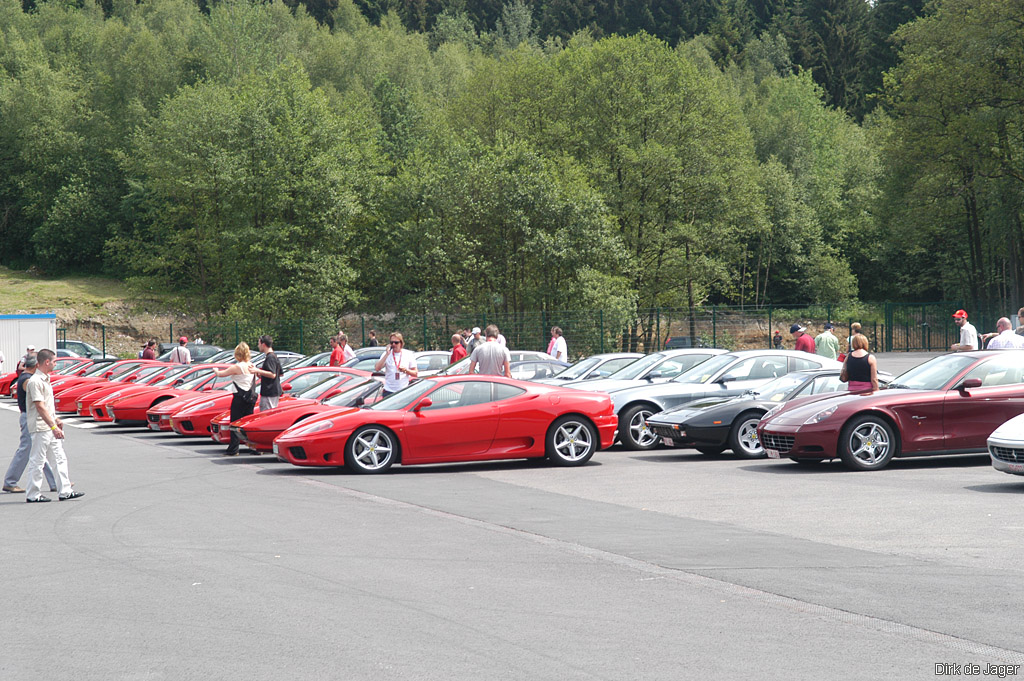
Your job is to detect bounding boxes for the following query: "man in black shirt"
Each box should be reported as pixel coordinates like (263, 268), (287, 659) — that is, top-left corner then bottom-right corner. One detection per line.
(2, 356), (56, 493)
(257, 335), (283, 411)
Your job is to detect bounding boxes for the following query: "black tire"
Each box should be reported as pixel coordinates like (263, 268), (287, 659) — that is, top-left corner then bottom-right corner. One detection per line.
(838, 415), (898, 471)
(618, 404), (661, 450)
(344, 425), (398, 474)
(546, 415), (598, 466)
(696, 446), (725, 456)
(728, 412), (766, 458)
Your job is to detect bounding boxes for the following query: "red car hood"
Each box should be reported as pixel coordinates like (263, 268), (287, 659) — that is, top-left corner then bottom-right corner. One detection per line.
(231, 399), (324, 429)
(275, 406), (362, 439)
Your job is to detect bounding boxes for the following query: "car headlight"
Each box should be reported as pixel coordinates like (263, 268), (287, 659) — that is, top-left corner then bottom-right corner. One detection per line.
(762, 405), (783, 422)
(180, 399), (218, 415)
(105, 391), (124, 402)
(804, 405), (838, 425)
(288, 419), (334, 437)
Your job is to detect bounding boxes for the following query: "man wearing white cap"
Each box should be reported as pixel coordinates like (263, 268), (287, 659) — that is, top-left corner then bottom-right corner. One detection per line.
(15, 345), (36, 375)
(467, 327), (483, 354)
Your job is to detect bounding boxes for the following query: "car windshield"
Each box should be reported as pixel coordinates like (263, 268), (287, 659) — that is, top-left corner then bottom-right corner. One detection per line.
(672, 354), (737, 384)
(889, 354), (978, 391)
(438, 357), (471, 376)
(179, 370), (215, 390)
(604, 353), (665, 380)
(109, 363), (143, 379)
(287, 352), (331, 368)
(295, 375), (345, 399)
(552, 356), (602, 380)
(324, 382), (376, 406)
(81, 362), (115, 377)
(369, 380), (435, 411)
(131, 366), (165, 381)
(151, 366), (193, 386)
(752, 373), (810, 402)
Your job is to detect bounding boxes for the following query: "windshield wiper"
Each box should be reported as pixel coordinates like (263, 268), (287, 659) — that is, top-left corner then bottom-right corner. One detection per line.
(887, 382), (911, 390)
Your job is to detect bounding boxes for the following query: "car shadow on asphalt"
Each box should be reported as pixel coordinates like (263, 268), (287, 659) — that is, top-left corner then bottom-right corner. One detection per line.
(629, 452), (740, 463)
(739, 454), (990, 474)
(964, 482), (1024, 494)
(250, 458), (600, 476)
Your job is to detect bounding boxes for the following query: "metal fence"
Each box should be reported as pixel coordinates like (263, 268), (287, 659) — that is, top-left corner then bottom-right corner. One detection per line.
(161, 302), (981, 358)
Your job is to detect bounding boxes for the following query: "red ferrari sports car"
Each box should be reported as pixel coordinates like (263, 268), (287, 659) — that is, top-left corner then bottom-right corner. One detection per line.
(166, 367), (364, 436)
(75, 364), (194, 417)
(54, 361), (169, 413)
(757, 351), (1024, 470)
(228, 379), (384, 452)
(272, 375), (618, 473)
(51, 359), (147, 394)
(2, 357), (91, 398)
(103, 365), (233, 425)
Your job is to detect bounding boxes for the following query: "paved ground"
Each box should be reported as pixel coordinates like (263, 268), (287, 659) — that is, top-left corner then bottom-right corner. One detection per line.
(3, 351), (1024, 681)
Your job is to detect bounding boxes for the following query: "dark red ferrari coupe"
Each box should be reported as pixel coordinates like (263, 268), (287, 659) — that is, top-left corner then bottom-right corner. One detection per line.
(757, 351), (1024, 470)
(272, 375), (617, 473)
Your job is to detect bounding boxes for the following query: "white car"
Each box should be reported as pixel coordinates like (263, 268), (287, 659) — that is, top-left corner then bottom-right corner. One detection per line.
(989, 414), (1024, 476)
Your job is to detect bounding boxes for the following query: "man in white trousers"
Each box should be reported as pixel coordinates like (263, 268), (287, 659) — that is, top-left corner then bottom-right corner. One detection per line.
(24, 349), (84, 503)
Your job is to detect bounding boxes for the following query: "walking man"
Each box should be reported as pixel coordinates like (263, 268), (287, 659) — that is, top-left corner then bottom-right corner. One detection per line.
(2, 355), (56, 494)
(790, 324), (815, 353)
(467, 327), (483, 354)
(367, 330), (379, 347)
(814, 323), (840, 360)
(24, 349), (83, 502)
(547, 327), (567, 361)
(15, 345), (36, 374)
(951, 310), (978, 351)
(337, 333), (355, 363)
(469, 325), (511, 377)
(169, 337), (192, 364)
(328, 336), (343, 366)
(142, 339), (157, 360)
(257, 335), (283, 411)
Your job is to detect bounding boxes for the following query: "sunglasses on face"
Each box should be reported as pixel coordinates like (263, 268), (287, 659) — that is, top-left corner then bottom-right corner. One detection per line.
(390, 340), (402, 345)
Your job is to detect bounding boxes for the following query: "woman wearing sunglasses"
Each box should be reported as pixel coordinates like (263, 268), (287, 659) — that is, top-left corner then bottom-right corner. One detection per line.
(374, 333), (418, 396)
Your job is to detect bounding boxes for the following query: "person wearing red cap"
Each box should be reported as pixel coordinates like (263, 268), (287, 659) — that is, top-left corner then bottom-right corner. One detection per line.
(170, 337), (192, 364)
(951, 310), (978, 352)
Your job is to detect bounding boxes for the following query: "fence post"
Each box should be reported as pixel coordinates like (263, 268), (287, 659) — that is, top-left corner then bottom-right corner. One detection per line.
(655, 308), (660, 353)
(712, 306), (717, 348)
(423, 311), (428, 351)
(234, 321), (239, 347)
(299, 320), (304, 355)
(599, 310), (604, 354)
(768, 308), (772, 348)
(102, 325), (106, 357)
(361, 316), (366, 346)
(169, 323), (173, 343)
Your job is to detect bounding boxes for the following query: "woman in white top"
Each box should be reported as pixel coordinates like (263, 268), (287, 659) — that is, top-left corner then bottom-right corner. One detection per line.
(374, 332), (418, 396)
(213, 342), (268, 456)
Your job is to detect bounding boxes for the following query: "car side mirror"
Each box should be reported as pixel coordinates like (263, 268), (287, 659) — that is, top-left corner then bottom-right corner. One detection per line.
(959, 378), (983, 391)
(414, 398), (432, 412)
(281, 382), (292, 392)
(174, 379), (184, 386)
(646, 371), (663, 381)
(353, 396), (365, 407)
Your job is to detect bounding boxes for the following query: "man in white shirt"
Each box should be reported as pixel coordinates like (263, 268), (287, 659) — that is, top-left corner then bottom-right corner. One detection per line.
(548, 326), (567, 361)
(469, 325), (511, 377)
(24, 349), (83, 502)
(338, 333), (356, 362)
(170, 337), (192, 364)
(374, 333), (418, 396)
(951, 310), (978, 352)
(985, 318), (1024, 349)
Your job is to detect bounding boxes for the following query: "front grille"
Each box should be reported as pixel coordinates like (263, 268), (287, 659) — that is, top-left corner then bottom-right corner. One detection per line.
(650, 425), (680, 438)
(991, 445), (1024, 463)
(761, 433), (795, 453)
(147, 414), (160, 423)
(290, 447), (307, 460)
(180, 420), (194, 432)
(210, 423), (220, 433)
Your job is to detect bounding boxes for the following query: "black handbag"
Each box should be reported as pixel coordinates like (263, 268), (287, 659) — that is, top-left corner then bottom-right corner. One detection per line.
(239, 371), (258, 406)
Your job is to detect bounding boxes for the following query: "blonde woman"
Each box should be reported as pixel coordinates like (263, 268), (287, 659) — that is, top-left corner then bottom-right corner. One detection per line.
(842, 334), (878, 392)
(213, 343), (267, 455)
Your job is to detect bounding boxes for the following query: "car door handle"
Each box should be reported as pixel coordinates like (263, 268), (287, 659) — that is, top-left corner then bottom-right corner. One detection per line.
(911, 415), (927, 420)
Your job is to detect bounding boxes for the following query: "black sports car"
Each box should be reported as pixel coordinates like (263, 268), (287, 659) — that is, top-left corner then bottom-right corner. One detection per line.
(645, 369), (871, 458)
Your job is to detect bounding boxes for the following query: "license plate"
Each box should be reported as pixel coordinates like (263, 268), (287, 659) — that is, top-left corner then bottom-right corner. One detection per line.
(272, 443), (279, 454)
(662, 437), (675, 446)
(148, 422), (160, 431)
(1008, 463), (1024, 473)
(766, 448), (780, 459)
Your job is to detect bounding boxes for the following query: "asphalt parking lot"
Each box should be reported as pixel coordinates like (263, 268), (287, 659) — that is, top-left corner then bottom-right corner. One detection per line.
(4, 351), (1024, 680)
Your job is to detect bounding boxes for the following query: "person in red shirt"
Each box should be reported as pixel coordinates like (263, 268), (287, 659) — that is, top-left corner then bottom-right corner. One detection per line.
(790, 323), (816, 353)
(328, 336), (344, 367)
(450, 334), (468, 364)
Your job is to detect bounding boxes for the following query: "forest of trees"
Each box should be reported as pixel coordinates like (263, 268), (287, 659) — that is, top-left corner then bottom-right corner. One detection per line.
(1, 0), (1022, 327)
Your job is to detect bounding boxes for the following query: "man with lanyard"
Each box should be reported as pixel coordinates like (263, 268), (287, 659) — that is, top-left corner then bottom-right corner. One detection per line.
(170, 337), (192, 364)
(24, 349), (83, 502)
(257, 335), (283, 411)
(951, 309), (978, 351)
(2, 355), (56, 494)
(374, 332), (418, 397)
(469, 325), (511, 377)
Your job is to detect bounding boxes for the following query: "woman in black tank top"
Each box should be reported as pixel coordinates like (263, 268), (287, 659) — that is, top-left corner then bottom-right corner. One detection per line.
(843, 333), (878, 392)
